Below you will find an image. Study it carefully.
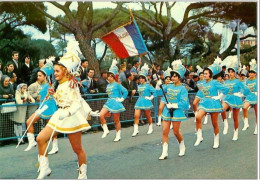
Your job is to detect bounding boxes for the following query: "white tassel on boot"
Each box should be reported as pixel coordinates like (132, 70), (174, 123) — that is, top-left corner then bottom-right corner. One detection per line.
(254, 123), (257, 135)
(132, 124), (139, 137)
(242, 118), (249, 131)
(159, 142), (168, 160)
(113, 130), (121, 142)
(101, 124), (109, 138)
(24, 133), (37, 151)
(223, 119), (229, 135)
(78, 164), (87, 179)
(147, 124), (153, 134)
(203, 114), (208, 125)
(232, 129), (238, 141)
(178, 141), (186, 157)
(194, 129), (203, 146)
(156, 115), (162, 126)
(37, 156), (52, 179)
(48, 138), (59, 155)
(213, 133), (219, 149)
(228, 110), (232, 119)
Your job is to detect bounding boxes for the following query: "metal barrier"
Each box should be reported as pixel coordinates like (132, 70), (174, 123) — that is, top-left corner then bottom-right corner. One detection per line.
(0, 92), (196, 145)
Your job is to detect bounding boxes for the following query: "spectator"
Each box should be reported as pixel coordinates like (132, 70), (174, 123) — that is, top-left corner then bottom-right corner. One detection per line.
(9, 73), (18, 92)
(190, 74), (199, 92)
(3, 62), (15, 78)
(20, 55), (33, 85)
(8, 51), (21, 83)
(133, 75), (139, 91)
(118, 64), (126, 83)
(86, 68), (98, 94)
(125, 63), (132, 75)
(130, 60), (141, 75)
(29, 59), (45, 85)
(0, 75), (14, 102)
(219, 65), (227, 79)
(121, 72), (136, 103)
(79, 59), (88, 81)
(0, 60), (3, 80)
(97, 70), (108, 93)
(185, 64), (193, 75)
(13, 83), (35, 144)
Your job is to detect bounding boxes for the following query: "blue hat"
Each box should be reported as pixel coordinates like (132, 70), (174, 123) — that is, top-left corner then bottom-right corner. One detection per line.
(40, 62), (54, 76)
(138, 63), (149, 78)
(109, 59), (119, 75)
(171, 59), (186, 78)
(249, 59), (257, 73)
(206, 56), (222, 76)
(163, 67), (172, 78)
(227, 56), (239, 73)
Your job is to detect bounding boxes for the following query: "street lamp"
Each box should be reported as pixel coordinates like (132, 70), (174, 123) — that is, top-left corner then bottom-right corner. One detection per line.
(228, 19), (248, 68)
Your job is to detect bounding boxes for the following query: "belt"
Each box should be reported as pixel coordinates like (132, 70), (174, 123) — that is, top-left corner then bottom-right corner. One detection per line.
(58, 106), (69, 109)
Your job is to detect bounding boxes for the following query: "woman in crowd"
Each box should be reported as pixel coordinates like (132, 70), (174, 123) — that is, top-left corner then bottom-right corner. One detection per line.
(3, 62), (15, 78)
(36, 41), (91, 179)
(13, 83), (35, 144)
(221, 56), (249, 140)
(242, 59), (257, 134)
(157, 59), (189, 159)
(99, 59), (128, 142)
(194, 57), (229, 149)
(132, 63), (157, 137)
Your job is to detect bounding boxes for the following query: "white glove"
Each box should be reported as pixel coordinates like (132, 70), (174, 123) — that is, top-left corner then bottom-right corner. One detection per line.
(253, 92), (257, 96)
(212, 95), (220, 100)
(234, 92), (244, 97)
(166, 103), (178, 109)
(155, 79), (163, 90)
(219, 93), (226, 100)
(35, 105), (48, 116)
(145, 95), (154, 100)
(116, 97), (124, 102)
(90, 110), (100, 117)
(59, 110), (70, 120)
(166, 103), (174, 109)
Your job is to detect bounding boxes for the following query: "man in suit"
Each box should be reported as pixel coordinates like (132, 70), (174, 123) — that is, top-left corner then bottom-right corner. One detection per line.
(86, 68), (98, 94)
(121, 72), (136, 103)
(9, 51), (21, 83)
(79, 59), (88, 81)
(20, 55), (34, 85)
(97, 70), (108, 93)
(29, 59), (45, 85)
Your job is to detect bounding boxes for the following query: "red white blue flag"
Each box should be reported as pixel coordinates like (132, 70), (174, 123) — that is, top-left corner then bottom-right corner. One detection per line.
(101, 19), (148, 59)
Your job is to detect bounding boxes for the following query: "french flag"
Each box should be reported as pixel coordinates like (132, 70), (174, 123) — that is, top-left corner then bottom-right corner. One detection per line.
(101, 19), (148, 59)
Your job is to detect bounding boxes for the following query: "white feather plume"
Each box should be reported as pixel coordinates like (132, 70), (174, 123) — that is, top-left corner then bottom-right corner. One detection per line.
(171, 59), (182, 67)
(196, 65), (203, 71)
(141, 63), (149, 71)
(213, 56), (222, 65)
(249, 59), (256, 66)
(111, 59), (118, 67)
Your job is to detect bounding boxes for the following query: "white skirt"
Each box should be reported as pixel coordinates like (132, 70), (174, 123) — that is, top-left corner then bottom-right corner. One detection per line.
(47, 108), (91, 134)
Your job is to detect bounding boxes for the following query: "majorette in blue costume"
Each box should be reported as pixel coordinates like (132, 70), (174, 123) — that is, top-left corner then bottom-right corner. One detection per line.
(156, 59), (189, 160)
(100, 59), (128, 142)
(221, 56), (250, 140)
(132, 63), (157, 137)
(156, 67), (172, 126)
(242, 59), (257, 134)
(194, 56), (229, 149)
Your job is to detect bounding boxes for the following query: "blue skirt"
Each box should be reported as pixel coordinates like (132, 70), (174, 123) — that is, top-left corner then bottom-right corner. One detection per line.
(134, 97), (153, 110)
(223, 95), (243, 108)
(39, 99), (58, 120)
(245, 93), (257, 105)
(195, 91), (204, 99)
(104, 98), (126, 113)
(161, 107), (187, 122)
(161, 96), (167, 104)
(198, 98), (223, 113)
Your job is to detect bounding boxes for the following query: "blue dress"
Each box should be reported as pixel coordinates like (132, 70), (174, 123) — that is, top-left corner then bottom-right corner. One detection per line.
(198, 79), (229, 113)
(161, 84), (189, 121)
(103, 81), (128, 113)
(195, 80), (205, 99)
(223, 78), (250, 108)
(244, 78), (257, 105)
(38, 82), (58, 119)
(135, 83), (156, 110)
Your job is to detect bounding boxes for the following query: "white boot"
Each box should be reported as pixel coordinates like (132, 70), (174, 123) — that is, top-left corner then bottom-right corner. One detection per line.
(159, 142), (168, 160)
(147, 124), (153, 134)
(213, 133), (219, 149)
(228, 110), (232, 119)
(232, 129), (238, 141)
(132, 124), (139, 137)
(37, 156), (52, 179)
(48, 138), (59, 155)
(194, 111), (197, 122)
(194, 129), (203, 146)
(203, 114), (208, 125)
(156, 115), (162, 126)
(78, 164), (87, 179)
(101, 124), (109, 138)
(240, 108), (242, 112)
(242, 118), (249, 131)
(170, 123), (173, 129)
(24, 133), (37, 151)
(178, 141), (186, 156)
(113, 130), (121, 142)
(254, 123), (257, 135)
(223, 119), (229, 135)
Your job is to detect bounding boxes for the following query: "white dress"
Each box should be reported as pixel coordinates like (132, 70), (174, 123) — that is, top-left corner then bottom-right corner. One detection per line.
(47, 80), (91, 134)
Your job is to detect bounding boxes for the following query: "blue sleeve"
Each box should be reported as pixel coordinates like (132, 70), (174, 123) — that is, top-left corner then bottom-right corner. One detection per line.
(215, 81), (229, 95)
(177, 87), (189, 110)
(149, 84), (157, 97)
(120, 84), (128, 99)
(239, 81), (250, 96)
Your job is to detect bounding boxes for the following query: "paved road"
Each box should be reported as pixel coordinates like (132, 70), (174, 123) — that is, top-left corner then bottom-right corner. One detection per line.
(0, 110), (258, 179)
